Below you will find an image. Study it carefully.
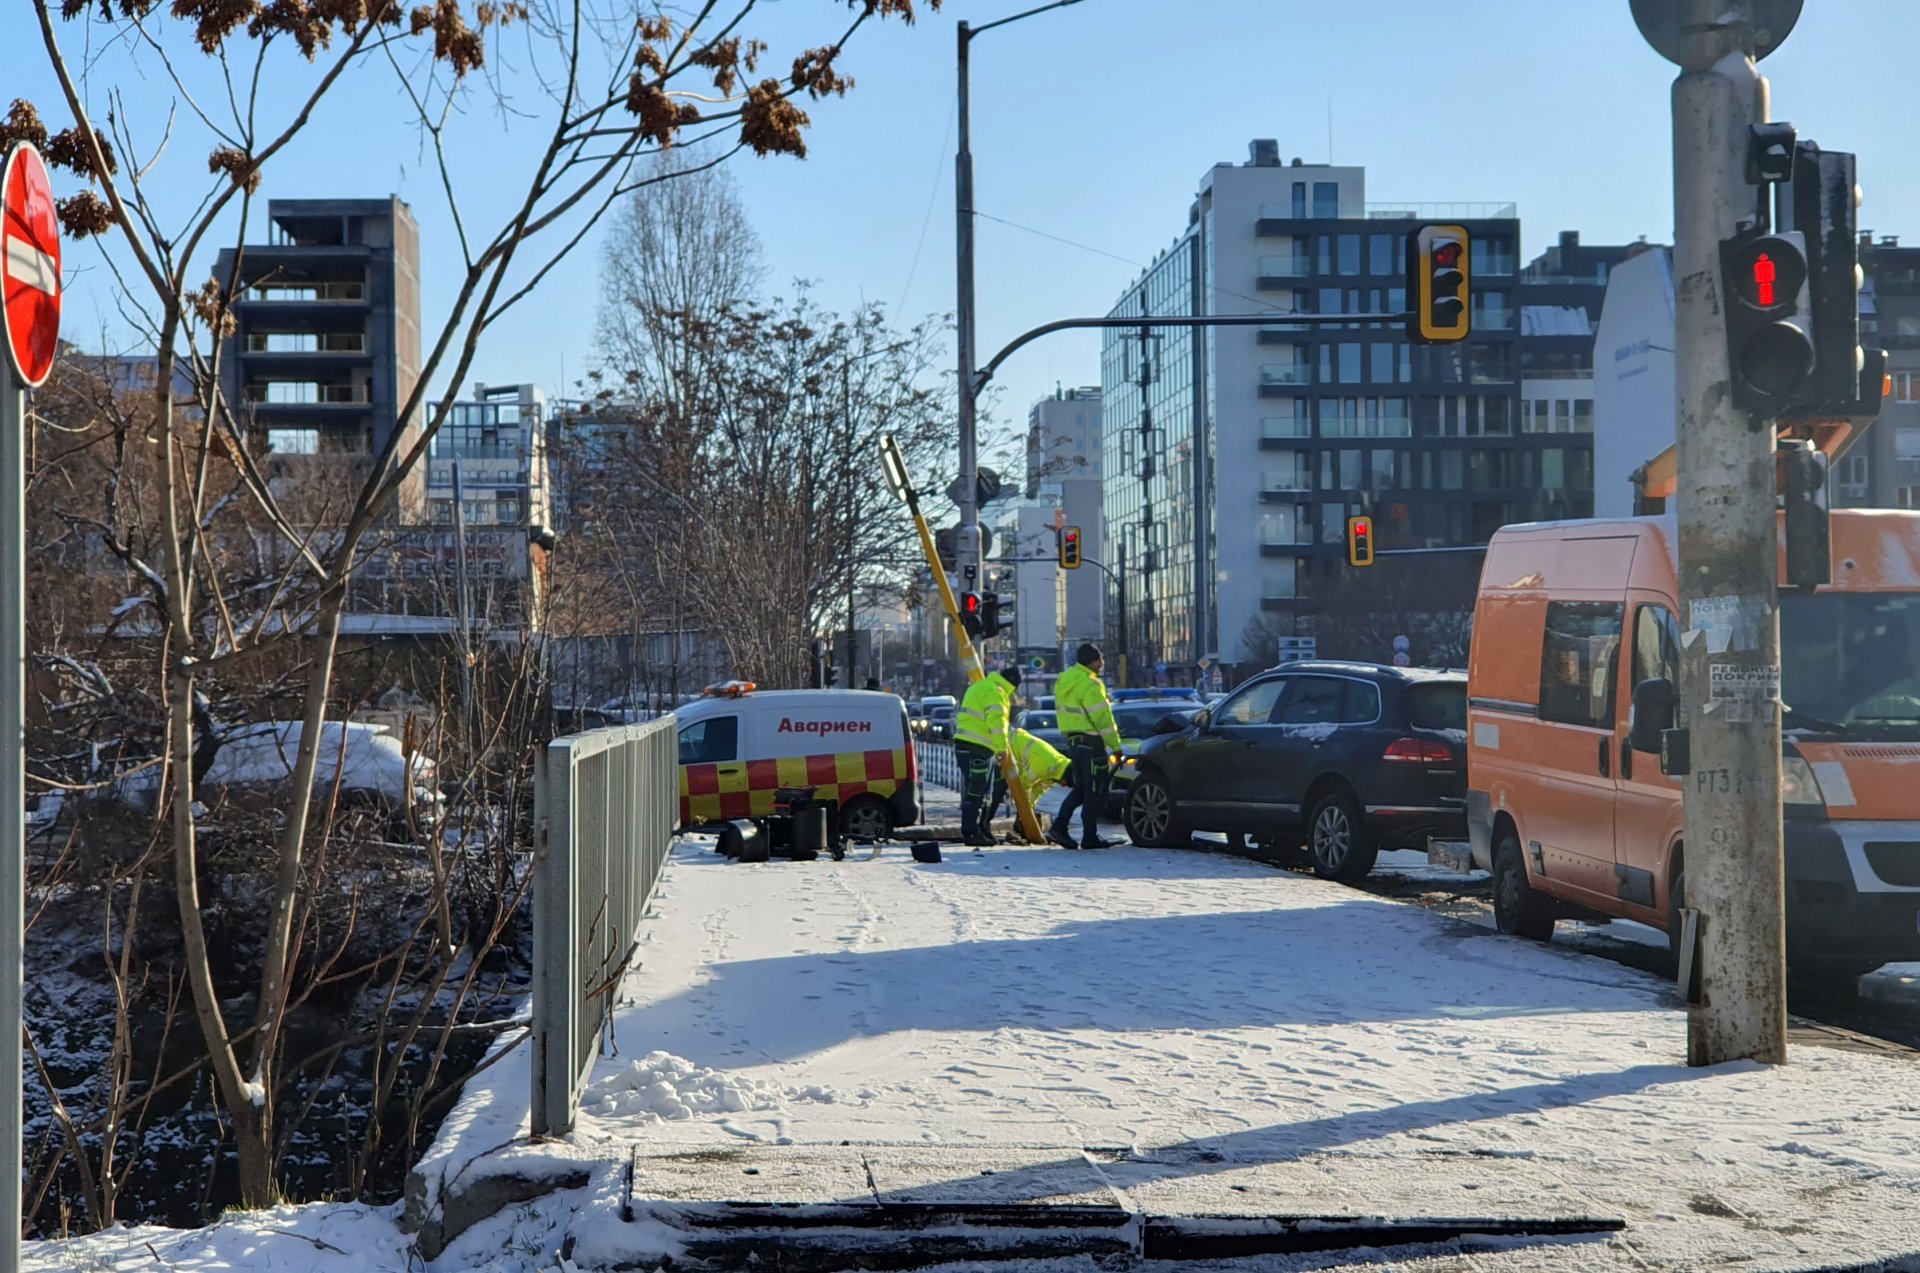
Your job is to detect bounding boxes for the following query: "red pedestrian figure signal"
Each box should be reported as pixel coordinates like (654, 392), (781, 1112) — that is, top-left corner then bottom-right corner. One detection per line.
(1753, 252), (1776, 307)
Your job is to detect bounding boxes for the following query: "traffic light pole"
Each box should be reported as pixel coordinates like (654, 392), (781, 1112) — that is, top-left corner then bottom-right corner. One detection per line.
(1668, 0), (1788, 1066)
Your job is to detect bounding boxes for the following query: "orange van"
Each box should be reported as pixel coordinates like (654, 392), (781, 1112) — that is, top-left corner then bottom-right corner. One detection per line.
(1466, 510), (1920, 982)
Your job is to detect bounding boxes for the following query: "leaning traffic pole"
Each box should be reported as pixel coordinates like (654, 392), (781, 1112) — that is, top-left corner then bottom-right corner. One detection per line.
(1662, 0), (1790, 1065)
(878, 437), (1044, 844)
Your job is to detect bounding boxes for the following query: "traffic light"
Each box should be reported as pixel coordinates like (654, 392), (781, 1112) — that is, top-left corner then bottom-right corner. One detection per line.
(1346, 515), (1375, 568)
(1058, 525), (1082, 570)
(958, 591), (983, 638)
(981, 593), (1006, 640)
(1406, 223), (1470, 344)
(1721, 227), (1814, 416)
(1779, 144), (1882, 421)
(1781, 441), (1830, 591)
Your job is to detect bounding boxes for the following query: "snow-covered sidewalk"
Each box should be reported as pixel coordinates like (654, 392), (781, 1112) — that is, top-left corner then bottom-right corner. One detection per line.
(32, 835), (1920, 1271)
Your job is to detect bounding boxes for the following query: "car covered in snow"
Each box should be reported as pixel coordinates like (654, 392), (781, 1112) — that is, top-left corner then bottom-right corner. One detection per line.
(1119, 662), (1466, 881)
(199, 720), (441, 833)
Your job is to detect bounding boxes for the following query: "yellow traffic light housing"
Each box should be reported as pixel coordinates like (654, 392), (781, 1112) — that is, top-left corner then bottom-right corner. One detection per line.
(1058, 525), (1082, 570)
(1407, 224), (1471, 344)
(1346, 515), (1375, 568)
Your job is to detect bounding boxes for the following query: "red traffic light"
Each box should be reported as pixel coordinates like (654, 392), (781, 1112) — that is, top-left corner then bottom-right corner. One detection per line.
(962, 593), (981, 614)
(1752, 252), (1778, 307)
(1346, 515), (1375, 568)
(1432, 242), (1462, 268)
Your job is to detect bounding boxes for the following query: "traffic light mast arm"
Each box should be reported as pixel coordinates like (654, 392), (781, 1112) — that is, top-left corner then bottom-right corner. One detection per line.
(974, 311), (1411, 392)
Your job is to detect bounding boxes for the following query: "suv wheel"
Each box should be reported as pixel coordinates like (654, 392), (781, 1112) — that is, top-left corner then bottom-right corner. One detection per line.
(1307, 789), (1376, 883)
(1493, 832), (1555, 941)
(1125, 774), (1186, 848)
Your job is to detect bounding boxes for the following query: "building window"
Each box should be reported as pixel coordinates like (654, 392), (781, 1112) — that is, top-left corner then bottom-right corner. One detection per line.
(1897, 427), (1920, 462)
(1316, 236), (1333, 274)
(1472, 236), (1517, 277)
(1369, 343), (1394, 384)
(1260, 357), (1309, 387)
(1291, 181), (1307, 218)
(1369, 234), (1396, 275)
(1337, 234), (1361, 275)
(265, 427), (319, 454)
(1894, 371), (1920, 402)
(1262, 411), (1309, 440)
(1320, 502), (1348, 543)
(1263, 560), (1298, 601)
(1312, 181), (1339, 218)
(1338, 343), (1362, 384)
(1260, 508), (1310, 546)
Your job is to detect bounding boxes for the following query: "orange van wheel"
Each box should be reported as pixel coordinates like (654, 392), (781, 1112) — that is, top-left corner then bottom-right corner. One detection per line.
(1492, 832), (1555, 942)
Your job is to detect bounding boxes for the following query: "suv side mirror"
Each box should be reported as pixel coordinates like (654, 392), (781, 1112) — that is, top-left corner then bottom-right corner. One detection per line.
(1191, 708), (1211, 731)
(1628, 677), (1677, 754)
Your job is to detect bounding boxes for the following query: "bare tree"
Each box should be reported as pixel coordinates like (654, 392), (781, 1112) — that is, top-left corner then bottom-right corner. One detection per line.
(13, 0), (940, 1213)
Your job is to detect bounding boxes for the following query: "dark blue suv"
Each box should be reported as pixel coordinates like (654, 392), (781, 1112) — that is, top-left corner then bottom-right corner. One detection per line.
(1120, 662), (1467, 882)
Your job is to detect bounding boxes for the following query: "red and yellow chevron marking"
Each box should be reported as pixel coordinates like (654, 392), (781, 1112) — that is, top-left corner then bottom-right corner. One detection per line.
(680, 747), (909, 825)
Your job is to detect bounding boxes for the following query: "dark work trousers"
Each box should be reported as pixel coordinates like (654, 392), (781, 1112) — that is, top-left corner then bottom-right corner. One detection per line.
(955, 741), (1003, 841)
(1054, 734), (1112, 847)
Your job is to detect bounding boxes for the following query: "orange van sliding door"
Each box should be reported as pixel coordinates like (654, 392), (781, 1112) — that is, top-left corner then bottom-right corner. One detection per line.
(1528, 597), (1628, 903)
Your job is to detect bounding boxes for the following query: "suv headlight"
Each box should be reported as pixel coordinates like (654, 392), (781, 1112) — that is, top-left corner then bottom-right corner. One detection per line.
(1782, 755), (1826, 810)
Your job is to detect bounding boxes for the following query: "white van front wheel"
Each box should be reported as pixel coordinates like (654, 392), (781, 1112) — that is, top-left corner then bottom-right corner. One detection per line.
(1493, 832), (1555, 942)
(841, 796), (893, 842)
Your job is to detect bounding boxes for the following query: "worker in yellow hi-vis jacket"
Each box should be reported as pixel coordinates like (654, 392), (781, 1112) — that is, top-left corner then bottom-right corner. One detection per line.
(1010, 727), (1074, 814)
(954, 667), (1021, 846)
(1052, 643), (1123, 850)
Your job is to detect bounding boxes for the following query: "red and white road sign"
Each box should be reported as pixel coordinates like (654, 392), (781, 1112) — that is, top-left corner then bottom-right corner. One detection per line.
(2, 143), (61, 388)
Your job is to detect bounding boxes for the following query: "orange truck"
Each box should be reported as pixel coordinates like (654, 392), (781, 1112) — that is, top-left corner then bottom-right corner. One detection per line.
(1462, 510), (1920, 983)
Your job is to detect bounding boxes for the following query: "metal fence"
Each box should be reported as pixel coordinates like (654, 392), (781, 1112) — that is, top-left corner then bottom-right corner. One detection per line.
(531, 717), (677, 1137)
(915, 739), (963, 791)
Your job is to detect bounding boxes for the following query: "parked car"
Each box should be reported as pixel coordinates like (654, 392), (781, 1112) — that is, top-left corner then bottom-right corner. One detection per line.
(1013, 709), (1067, 751)
(199, 720), (442, 835)
(1120, 662), (1466, 881)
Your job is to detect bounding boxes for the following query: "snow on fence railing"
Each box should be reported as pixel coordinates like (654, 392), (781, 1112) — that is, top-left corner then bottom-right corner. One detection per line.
(915, 740), (962, 791)
(531, 716), (677, 1137)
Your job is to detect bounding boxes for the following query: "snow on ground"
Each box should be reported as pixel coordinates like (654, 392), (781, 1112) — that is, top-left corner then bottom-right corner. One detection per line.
(30, 832), (1920, 1271)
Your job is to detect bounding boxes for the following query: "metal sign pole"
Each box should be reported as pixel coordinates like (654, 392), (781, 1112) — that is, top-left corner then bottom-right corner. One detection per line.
(1, 370), (23, 1271)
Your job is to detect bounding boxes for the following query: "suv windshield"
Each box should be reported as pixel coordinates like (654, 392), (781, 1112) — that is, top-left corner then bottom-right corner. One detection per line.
(1114, 704), (1193, 740)
(1782, 593), (1920, 740)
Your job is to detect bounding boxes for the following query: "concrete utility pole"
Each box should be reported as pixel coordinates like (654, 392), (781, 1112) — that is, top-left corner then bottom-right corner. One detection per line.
(1666, 0), (1789, 1065)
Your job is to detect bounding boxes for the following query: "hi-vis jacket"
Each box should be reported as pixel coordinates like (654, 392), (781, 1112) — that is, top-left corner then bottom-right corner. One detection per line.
(1054, 663), (1121, 752)
(954, 675), (1016, 753)
(1011, 728), (1071, 798)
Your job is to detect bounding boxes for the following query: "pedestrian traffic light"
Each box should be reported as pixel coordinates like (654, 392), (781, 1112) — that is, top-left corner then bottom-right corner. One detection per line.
(1722, 228), (1814, 415)
(1058, 525), (1082, 570)
(959, 591), (984, 638)
(1346, 515), (1375, 568)
(1406, 224), (1471, 344)
(1781, 441), (1830, 591)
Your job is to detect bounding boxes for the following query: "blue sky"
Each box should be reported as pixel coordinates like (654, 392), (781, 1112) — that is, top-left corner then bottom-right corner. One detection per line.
(9, 0), (1918, 467)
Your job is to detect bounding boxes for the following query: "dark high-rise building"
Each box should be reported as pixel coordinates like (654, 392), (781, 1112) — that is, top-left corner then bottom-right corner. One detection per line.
(216, 197), (422, 505)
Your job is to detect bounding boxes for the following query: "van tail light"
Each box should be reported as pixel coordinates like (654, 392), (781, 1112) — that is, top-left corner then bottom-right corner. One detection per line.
(1383, 738), (1453, 764)
(906, 738), (920, 785)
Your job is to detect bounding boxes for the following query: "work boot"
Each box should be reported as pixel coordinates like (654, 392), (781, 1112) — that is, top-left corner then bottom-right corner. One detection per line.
(964, 834), (996, 848)
(1046, 826), (1077, 850)
(1082, 836), (1116, 850)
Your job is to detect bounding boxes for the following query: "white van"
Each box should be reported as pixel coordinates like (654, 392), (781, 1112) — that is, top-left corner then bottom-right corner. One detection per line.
(676, 688), (920, 839)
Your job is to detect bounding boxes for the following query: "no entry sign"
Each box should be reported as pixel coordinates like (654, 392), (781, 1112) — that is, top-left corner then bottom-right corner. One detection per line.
(2, 143), (61, 389)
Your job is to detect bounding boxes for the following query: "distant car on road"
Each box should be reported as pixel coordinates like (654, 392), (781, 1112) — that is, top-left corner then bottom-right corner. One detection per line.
(923, 697), (957, 741)
(1120, 662), (1466, 882)
(1013, 709), (1066, 751)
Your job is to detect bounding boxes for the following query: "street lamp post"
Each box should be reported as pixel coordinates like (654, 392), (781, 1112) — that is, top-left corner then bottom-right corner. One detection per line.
(955, 1), (1085, 594)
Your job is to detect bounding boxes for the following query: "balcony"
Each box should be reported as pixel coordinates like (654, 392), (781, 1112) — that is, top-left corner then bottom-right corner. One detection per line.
(245, 281), (368, 304)
(1259, 542), (1307, 557)
(246, 332), (367, 354)
(244, 383), (371, 406)
(1366, 201), (1517, 221)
